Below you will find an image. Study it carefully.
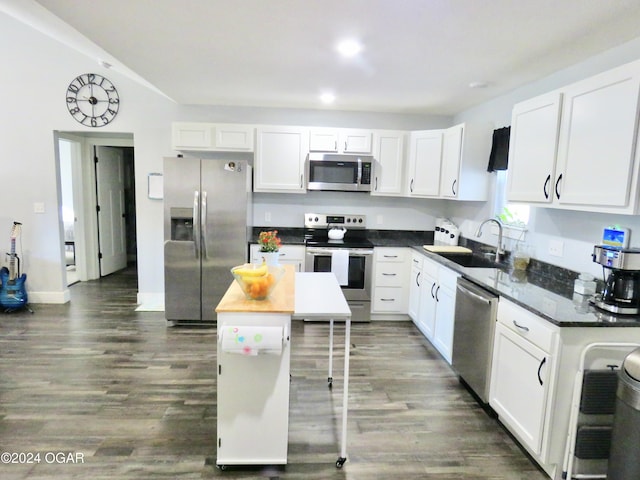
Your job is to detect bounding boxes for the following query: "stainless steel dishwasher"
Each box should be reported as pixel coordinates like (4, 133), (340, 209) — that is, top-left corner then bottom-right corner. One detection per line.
(451, 277), (499, 404)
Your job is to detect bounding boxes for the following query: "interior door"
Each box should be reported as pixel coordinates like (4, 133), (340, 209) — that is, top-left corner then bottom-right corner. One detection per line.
(95, 146), (127, 276)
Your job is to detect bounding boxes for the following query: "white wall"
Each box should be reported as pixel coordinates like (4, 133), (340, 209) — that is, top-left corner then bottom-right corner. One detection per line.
(1, 11), (446, 306)
(6, 7), (640, 305)
(451, 36), (640, 277)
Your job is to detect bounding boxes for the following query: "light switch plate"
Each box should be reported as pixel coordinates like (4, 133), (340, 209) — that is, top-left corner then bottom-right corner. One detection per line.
(33, 202), (45, 213)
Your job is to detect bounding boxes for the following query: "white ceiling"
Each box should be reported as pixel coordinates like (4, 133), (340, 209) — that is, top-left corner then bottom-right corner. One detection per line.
(22, 0), (640, 114)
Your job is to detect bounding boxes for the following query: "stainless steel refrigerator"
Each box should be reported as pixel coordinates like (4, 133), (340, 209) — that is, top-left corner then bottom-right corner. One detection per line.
(163, 157), (252, 323)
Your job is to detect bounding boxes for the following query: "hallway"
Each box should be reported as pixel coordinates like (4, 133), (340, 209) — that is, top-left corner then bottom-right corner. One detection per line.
(0, 269), (546, 479)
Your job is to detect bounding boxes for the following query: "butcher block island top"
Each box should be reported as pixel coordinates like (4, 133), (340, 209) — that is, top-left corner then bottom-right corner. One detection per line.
(215, 264), (295, 314)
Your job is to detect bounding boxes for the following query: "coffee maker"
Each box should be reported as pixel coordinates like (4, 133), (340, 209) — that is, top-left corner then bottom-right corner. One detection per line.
(592, 245), (640, 314)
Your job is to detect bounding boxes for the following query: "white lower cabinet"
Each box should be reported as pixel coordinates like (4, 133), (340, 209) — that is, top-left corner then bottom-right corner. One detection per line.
(490, 299), (559, 465)
(250, 244), (305, 271)
(491, 323), (556, 456)
(408, 253), (423, 320)
(409, 253), (459, 364)
(371, 247), (409, 314)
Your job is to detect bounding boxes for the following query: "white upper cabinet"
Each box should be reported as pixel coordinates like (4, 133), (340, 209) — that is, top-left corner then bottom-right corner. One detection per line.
(172, 122), (254, 151)
(439, 123), (492, 201)
(555, 62), (640, 211)
(406, 130), (444, 197)
(506, 92), (562, 203)
(371, 130), (406, 196)
(507, 59), (640, 214)
(309, 128), (373, 154)
(254, 126), (308, 193)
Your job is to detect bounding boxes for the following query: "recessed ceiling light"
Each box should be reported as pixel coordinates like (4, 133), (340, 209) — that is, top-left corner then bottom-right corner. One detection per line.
(469, 81), (489, 89)
(336, 39), (363, 58)
(320, 92), (336, 104)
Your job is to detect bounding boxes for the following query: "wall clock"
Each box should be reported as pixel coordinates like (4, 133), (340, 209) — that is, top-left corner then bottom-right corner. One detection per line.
(66, 73), (120, 127)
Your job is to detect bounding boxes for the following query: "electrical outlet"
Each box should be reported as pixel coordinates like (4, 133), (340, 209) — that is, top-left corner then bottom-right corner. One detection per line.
(548, 239), (564, 257)
(376, 215), (383, 225)
(33, 202), (45, 214)
(264, 211), (271, 222)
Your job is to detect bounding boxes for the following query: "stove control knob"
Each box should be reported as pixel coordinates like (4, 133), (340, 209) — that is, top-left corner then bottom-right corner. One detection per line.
(358, 218), (363, 223)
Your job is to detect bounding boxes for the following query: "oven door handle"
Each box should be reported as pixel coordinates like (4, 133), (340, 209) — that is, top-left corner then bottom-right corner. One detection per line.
(306, 247), (374, 256)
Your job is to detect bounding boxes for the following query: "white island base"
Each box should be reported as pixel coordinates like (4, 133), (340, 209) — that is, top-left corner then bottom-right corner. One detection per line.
(215, 268), (351, 469)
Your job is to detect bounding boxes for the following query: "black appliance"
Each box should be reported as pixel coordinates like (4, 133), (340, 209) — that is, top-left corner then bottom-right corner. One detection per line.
(592, 245), (640, 314)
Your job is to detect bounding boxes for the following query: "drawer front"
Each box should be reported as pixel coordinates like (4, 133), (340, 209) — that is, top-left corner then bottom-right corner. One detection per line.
(375, 248), (407, 263)
(375, 262), (407, 287)
(497, 299), (557, 352)
(373, 287), (406, 312)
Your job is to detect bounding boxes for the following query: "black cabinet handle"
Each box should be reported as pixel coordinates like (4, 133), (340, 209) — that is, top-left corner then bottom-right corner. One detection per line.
(435, 285), (440, 302)
(555, 173), (563, 200)
(451, 179), (457, 196)
(431, 282), (436, 298)
(543, 174), (551, 199)
(538, 357), (547, 386)
(513, 320), (530, 332)
(410, 178), (414, 192)
(416, 271), (421, 287)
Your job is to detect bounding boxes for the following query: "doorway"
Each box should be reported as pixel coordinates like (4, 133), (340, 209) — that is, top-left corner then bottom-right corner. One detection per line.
(56, 132), (136, 289)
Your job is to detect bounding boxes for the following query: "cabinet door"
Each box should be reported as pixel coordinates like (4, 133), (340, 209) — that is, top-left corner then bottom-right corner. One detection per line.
(255, 127), (308, 193)
(490, 322), (551, 456)
(556, 64), (640, 208)
(440, 124), (463, 198)
(417, 268), (437, 339)
(507, 92), (562, 203)
(172, 122), (213, 150)
(215, 124), (254, 151)
(341, 129), (373, 153)
(309, 128), (338, 152)
(372, 131), (405, 196)
(408, 256), (422, 322)
(432, 273), (457, 364)
(407, 130), (443, 197)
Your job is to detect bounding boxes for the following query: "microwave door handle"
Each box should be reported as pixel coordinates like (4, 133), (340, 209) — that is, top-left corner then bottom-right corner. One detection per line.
(357, 158), (362, 185)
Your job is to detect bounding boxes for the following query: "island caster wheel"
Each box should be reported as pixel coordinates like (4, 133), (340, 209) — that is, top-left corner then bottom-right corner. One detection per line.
(336, 457), (346, 468)
(328, 376), (333, 389)
(217, 464), (227, 471)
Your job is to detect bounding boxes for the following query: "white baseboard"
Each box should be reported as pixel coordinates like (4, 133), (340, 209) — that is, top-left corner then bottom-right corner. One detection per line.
(136, 292), (164, 311)
(27, 289), (71, 304)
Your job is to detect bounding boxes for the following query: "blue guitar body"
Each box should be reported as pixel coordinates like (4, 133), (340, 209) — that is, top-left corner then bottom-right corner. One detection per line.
(0, 266), (28, 311)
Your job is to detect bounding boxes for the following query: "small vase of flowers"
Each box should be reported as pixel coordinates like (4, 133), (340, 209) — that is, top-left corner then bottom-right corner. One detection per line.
(258, 230), (282, 266)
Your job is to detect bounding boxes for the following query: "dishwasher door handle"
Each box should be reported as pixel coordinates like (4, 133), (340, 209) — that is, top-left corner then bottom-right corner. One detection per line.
(457, 284), (493, 305)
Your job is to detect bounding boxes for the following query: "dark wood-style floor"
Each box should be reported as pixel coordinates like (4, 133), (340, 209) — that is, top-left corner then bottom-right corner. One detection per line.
(0, 267), (547, 479)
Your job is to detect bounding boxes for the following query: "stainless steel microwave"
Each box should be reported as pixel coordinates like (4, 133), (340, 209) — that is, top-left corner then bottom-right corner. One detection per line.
(306, 153), (373, 192)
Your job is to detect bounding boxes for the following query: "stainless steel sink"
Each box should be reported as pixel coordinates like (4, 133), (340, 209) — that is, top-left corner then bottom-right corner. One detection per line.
(437, 252), (503, 269)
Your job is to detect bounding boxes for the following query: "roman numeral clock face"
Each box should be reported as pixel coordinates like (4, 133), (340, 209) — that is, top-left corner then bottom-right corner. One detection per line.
(66, 73), (119, 127)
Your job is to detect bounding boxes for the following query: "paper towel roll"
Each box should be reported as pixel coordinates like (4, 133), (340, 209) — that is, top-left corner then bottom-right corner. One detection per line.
(220, 325), (284, 356)
(331, 250), (349, 286)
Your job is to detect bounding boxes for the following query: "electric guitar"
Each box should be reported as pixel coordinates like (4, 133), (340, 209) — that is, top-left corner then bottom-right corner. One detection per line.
(0, 222), (28, 311)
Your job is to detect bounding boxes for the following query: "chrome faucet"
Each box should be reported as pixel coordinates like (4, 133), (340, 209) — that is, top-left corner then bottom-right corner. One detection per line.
(475, 218), (505, 263)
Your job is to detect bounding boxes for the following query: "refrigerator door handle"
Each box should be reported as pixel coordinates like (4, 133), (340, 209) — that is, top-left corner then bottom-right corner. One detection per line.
(201, 191), (208, 259)
(193, 190), (200, 257)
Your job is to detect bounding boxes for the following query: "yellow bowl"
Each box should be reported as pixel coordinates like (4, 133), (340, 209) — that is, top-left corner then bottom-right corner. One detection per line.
(230, 263), (286, 300)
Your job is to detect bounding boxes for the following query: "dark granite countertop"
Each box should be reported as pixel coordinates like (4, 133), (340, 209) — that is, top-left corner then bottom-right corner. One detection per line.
(410, 246), (640, 328)
(249, 226), (640, 327)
